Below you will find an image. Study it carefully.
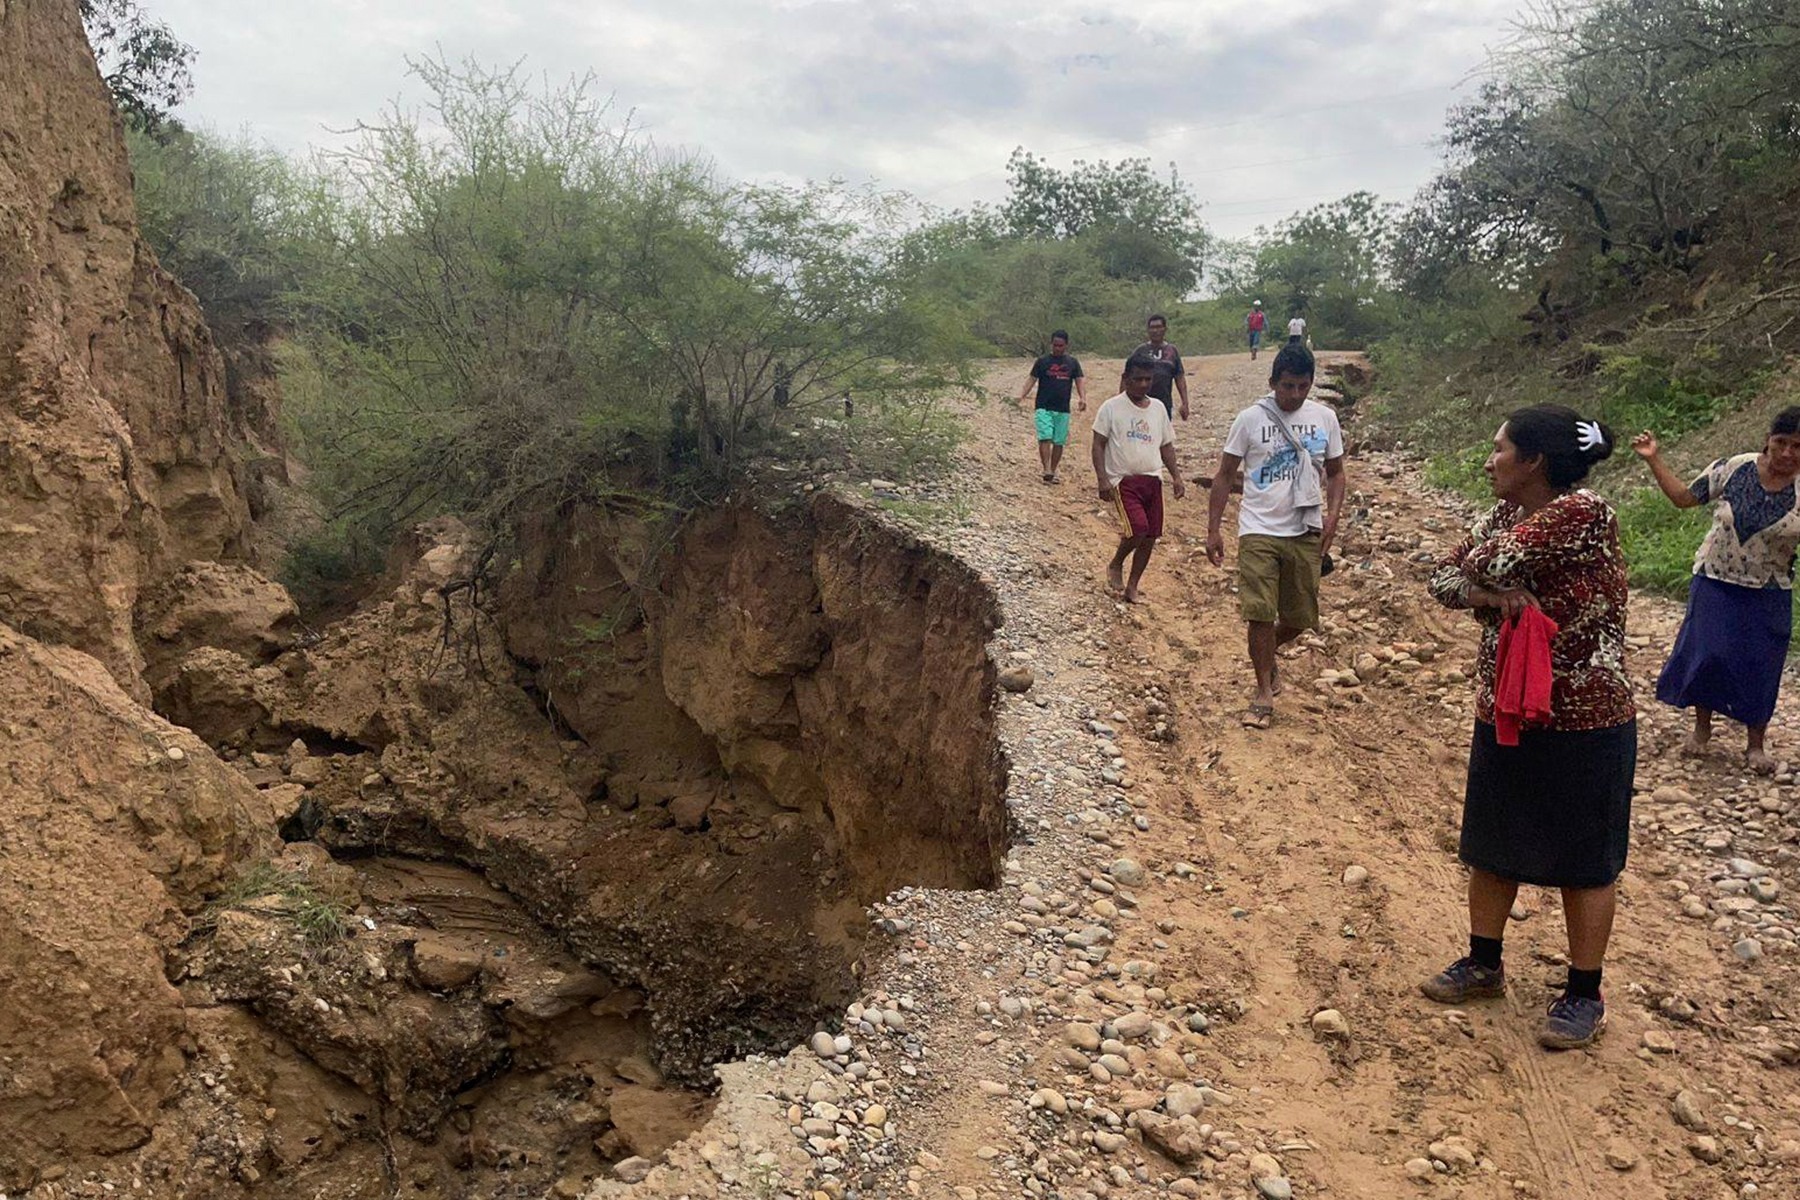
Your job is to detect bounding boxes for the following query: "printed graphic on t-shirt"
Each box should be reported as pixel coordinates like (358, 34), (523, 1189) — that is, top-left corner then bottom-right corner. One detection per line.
(1030, 353), (1083, 412)
(1251, 422), (1332, 490)
(1123, 414), (1158, 446)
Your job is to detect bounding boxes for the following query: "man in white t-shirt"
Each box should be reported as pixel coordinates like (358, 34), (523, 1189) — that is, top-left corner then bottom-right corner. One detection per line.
(1287, 315), (1307, 346)
(1091, 356), (1185, 603)
(1205, 343), (1346, 727)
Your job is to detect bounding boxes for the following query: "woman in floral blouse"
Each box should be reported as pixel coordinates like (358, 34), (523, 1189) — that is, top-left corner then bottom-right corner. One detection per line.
(1421, 405), (1634, 1051)
(1633, 407), (1800, 774)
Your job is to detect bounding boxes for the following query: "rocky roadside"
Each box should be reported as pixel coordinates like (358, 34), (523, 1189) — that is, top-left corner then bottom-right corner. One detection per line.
(580, 365), (1799, 1200)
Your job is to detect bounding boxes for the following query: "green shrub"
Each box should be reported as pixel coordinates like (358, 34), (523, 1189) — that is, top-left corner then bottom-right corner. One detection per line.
(201, 862), (352, 951)
(1423, 444), (1492, 501)
(1594, 355), (1732, 442)
(1613, 488), (1708, 597)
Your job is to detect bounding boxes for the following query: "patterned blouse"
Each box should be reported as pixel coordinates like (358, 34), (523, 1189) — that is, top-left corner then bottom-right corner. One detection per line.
(1688, 453), (1800, 590)
(1429, 490), (1635, 731)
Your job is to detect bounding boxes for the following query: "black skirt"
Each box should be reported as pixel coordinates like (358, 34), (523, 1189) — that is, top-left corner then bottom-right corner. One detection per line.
(1460, 720), (1637, 888)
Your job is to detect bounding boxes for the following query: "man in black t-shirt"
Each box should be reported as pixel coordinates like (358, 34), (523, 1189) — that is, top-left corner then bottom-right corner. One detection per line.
(1019, 329), (1087, 483)
(1122, 313), (1188, 421)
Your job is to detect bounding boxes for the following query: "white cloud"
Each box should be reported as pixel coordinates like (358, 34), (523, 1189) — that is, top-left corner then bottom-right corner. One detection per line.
(151, 0), (1524, 236)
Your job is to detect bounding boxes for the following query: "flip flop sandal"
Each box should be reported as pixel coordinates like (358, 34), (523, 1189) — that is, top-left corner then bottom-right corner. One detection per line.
(1242, 705), (1274, 729)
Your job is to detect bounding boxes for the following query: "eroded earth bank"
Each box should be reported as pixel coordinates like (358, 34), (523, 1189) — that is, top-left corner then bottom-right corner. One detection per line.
(8, 3), (1800, 1199)
(5, 487), (1010, 1200)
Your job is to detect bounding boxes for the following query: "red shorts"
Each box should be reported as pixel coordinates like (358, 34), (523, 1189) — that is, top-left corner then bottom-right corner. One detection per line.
(1112, 475), (1164, 539)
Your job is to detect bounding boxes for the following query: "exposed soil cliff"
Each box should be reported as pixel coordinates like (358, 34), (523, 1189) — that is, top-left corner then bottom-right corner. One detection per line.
(504, 493), (1011, 902)
(98, 495), (1010, 1197)
(0, 0), (268, 699)
(0, 9), (1010, 1196)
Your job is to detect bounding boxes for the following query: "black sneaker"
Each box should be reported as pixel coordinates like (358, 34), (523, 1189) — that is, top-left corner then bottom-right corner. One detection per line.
(1538, 994), (1606, 1049)
(1420, 956), (1507, 1004)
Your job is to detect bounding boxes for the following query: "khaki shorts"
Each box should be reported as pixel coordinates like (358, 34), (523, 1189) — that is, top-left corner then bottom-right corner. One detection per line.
(1238, 533), (1322, 629)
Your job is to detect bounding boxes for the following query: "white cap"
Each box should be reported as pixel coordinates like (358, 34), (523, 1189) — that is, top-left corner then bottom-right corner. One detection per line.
(1253, 300), (1262, 306)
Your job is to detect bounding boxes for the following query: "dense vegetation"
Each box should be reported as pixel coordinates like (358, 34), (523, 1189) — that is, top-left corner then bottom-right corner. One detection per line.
(1370, 0), (1800, 597)
(111, 0), (1800, 604)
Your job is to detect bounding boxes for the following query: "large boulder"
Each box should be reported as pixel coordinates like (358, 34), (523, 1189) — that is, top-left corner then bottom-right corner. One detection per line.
(138, 562), (300, 699)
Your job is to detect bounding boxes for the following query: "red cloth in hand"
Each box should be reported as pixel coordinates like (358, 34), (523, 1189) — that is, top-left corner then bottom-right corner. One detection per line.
(1493, 607), (1559, 746)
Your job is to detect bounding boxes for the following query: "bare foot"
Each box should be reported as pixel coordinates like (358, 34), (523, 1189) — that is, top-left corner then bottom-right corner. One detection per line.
(1123, 587), (1142, 604)
(1679, 734), (1711, 759)
(1747, 748), (1777, 775)
(1107, 563), (1125, 592)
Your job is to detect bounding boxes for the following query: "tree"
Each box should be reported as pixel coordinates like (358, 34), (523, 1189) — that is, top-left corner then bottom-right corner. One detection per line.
(1000, 149), (1210, 290)
(1218, 193), (1402, 348)
(1396, 0), (1800, 302)
(277, 55), (971, 556)
(80, 0), (196, 134)
(127, 126), (320, 335)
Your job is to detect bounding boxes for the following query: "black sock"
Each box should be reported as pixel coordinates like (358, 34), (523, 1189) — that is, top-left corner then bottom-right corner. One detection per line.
(1565, 967), (1603, 1001)
(1469, 935), (1504, 971)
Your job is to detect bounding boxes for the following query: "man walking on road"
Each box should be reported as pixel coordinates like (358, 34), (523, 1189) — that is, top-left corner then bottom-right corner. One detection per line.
(1246, 301), (1268, 360)
(1019, 329), (1086, 483)
(1287, 314), (1308, 346)
(1206, 343), (1346, 728)
(1094, 357), (1185, 603)
(1123, 314), (1189, 422)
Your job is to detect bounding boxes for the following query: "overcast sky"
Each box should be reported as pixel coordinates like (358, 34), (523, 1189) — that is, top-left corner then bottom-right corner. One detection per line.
(154, 0), (1528, 240)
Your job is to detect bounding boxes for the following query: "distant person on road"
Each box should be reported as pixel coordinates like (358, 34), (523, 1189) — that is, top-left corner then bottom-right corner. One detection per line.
(1123, 314), (1189, 422)
(1246, 301), (1267, 360)
(1286, 314), (1307, 346)
(1422, 406), (1632, 1051)
(1632, 409), (1800, 774)
(1093, 357), (1185, 603)
(1018, 330), (1087, 484)
(1204, 343), (1345, 729)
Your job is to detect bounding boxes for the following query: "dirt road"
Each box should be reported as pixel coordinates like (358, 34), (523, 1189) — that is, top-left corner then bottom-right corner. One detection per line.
(801, 351), (1799, 1200)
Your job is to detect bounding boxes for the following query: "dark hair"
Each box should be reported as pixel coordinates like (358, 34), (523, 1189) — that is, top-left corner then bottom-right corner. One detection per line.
(1268, 343), (1315, 384)
(1504, 404), (1614, 488)
(1124, 355), (1158, 378)
(1770, 406), (1800, 437)
(1147, 313), (1167, 326)
(1050, 329), (1069, 343)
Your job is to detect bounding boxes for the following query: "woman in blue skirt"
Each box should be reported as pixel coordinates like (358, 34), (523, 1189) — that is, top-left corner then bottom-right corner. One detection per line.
(1633, 408), (1800, 773)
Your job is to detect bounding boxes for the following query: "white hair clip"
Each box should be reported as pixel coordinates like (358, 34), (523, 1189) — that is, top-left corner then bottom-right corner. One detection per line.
(1576, 421), (1606, 452)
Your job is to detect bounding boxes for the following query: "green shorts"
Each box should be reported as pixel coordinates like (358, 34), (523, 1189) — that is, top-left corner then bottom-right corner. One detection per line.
(1238, 532), (1322, 629)
(1034, 408), (1071, 446)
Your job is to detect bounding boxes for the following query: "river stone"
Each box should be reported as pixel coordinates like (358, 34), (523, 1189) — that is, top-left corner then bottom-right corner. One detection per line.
(998, 666), (1035, 693)
(1109, 858), (1147, 886)
(613, 1157), (654, 1183)
(1672, 1089), (1708, 1132)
